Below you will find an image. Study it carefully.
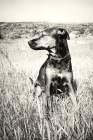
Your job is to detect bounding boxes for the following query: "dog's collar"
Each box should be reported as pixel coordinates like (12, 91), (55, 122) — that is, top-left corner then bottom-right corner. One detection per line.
(48, 52), (70, 61)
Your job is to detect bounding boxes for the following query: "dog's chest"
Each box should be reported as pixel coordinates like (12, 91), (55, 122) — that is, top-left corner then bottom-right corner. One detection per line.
(48, 58), (71, 72)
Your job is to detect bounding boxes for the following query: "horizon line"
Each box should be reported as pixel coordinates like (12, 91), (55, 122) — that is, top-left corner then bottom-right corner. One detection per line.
(0, 20), (93, 24)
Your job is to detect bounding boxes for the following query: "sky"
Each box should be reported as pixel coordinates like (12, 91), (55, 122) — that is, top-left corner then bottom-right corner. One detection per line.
(0, 0), (93, 23)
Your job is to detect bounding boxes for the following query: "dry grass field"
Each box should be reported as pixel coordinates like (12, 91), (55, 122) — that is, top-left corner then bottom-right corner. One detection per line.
(0, 22), (93, 140)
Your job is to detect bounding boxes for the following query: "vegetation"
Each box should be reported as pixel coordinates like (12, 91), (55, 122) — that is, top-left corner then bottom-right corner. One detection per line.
(0, 22), (93, 140)
(0, 22), (93, 39)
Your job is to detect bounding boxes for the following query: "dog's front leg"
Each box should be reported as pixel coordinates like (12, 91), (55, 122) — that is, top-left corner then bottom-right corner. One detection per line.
(68, 83), (78, 110)
(34, 85), (42, 118)
(45, 67), (53, 111)
(66, 73), (78, 111)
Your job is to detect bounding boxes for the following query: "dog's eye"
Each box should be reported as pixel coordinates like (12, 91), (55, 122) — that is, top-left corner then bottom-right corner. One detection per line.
(38, 31), (47, 38)
(42, 33), (44, 37)
(39, 32), (44, 37)
(41, 32), (46, 37)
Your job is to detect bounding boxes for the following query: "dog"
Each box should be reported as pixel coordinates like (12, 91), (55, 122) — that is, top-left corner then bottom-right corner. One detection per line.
(28, 27), (78, 111)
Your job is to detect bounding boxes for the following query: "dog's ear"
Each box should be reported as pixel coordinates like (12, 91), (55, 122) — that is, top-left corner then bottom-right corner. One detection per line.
(57, 29), (70, 40)
(65, 30), (70, 40)
(57, 29), (62, 35)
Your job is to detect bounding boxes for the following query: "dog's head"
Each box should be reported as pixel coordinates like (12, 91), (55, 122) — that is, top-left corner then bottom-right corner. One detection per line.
(56, 28), (70, 41)
(28, 28), (70, 50)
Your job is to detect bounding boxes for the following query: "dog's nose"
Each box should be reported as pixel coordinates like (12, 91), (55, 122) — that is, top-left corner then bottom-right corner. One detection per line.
(28, 40), (37, 48)
(28, 40), (31, 46)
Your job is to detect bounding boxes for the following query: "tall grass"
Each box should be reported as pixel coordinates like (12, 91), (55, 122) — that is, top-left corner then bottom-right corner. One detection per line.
(0, 67), (93, 140)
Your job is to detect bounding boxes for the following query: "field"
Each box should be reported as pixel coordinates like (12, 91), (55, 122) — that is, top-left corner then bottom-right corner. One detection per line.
(0, 22), (93, 140)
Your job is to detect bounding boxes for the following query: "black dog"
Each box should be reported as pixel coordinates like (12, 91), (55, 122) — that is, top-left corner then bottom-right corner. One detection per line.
(28, 27), (78, 110)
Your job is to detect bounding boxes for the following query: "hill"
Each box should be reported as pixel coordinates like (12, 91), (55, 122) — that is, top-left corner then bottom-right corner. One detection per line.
(0, 22), (93, 39)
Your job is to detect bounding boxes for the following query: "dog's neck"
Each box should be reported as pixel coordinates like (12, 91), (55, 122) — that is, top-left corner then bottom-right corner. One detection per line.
(56, 39), (69, 58)
(48, 39), (69, 59)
